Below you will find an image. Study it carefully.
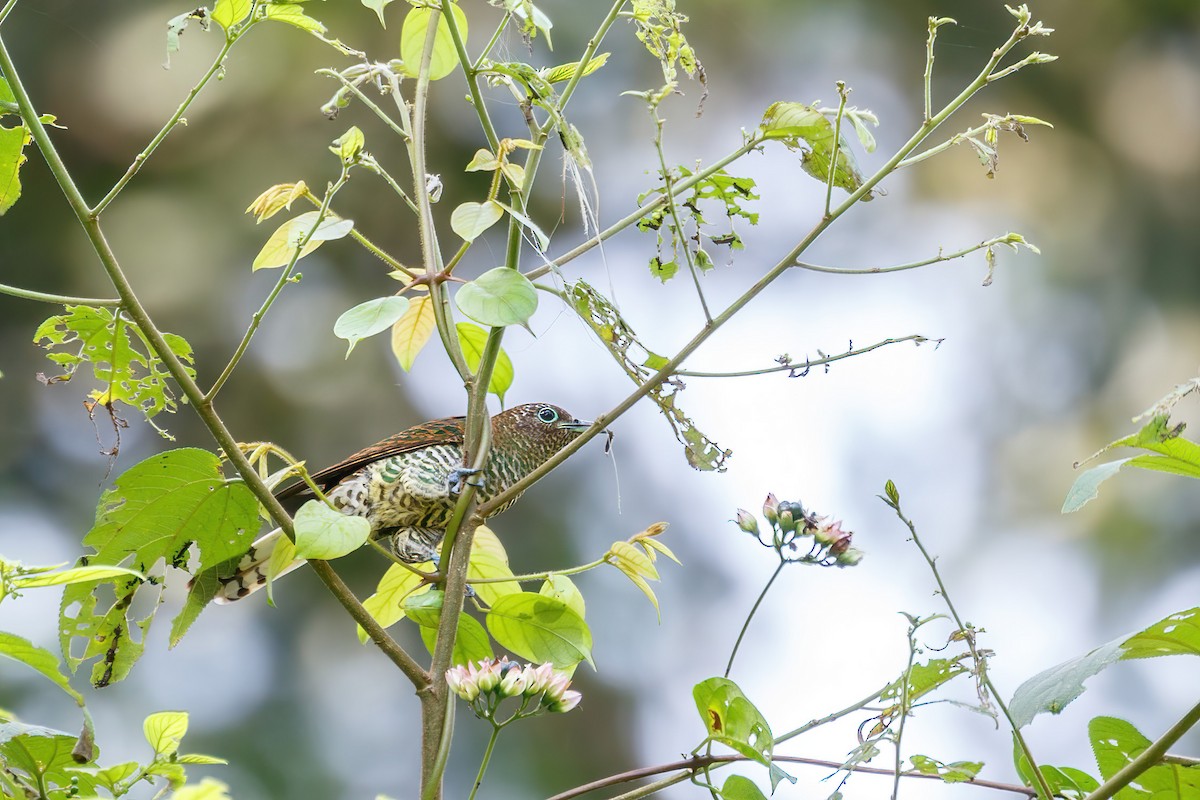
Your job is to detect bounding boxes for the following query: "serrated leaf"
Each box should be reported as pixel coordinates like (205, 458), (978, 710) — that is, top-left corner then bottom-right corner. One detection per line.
(540, 575), (585, 618)
(542, 52), (609, 84)
(1090, 716), (1200, 795)
(486, 592), (593, 669)
(419, 612), (494, 667)
(144, 711), (188, 756)
(400, 3), (468, 81)
(455, 322), (514, 403)
(293, 500), (371, 560)
(450, 200), (504, 241)
(881, 657), (969, 704)
(357, 563), (432, 643)
(177, 753), (229, 765)
(252, 211), (353, 270)
(455, 267), (538, 328)
(390, 295), (435, 371)
(0, 633), (84, 706)
(334, 296), (410, 357)
(1121, 607), (1200, 658)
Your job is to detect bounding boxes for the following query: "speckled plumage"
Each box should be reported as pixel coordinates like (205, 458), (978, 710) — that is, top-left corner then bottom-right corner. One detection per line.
(216, 403), (590, 602)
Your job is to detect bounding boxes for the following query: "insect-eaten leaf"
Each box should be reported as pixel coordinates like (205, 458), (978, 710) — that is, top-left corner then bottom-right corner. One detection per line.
(450, 200), (504, 241)
(400, 3), (468, 81)
(455, 267), (538, 328)
(456, 322), (514, 403)
(759, 101), (869, 198)
(293, 500), (371, 560)
(334, 296), (410, 357)
(692, 677), (794, 791)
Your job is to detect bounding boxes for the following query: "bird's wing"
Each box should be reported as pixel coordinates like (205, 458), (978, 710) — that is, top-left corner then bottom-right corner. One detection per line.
(275, 416), (467, 502)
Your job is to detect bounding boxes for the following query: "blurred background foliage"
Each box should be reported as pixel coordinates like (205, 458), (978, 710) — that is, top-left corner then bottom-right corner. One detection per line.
(2, 1), (1199, 798)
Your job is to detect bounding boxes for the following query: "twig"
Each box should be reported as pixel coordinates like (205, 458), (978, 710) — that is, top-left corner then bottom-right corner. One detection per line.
(0, 282), (121, 307)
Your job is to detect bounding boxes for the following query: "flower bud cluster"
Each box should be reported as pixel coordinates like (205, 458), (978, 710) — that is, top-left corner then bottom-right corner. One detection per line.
(735, 494), (864, 567)
(445, 657), (582, 721)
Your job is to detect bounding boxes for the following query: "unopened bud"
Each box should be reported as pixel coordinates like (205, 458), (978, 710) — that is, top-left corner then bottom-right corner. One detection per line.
(547, 689), (582, 713)
(777, 507), (795, 534)
(499, 663), (531, 697)
(762, 493), (780, 525)
(836, 547), (865, 567)
(735, 509), (759, 535)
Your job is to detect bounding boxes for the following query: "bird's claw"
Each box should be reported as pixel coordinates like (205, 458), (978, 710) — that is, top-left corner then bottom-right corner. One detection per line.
(447, 467), (483, 496)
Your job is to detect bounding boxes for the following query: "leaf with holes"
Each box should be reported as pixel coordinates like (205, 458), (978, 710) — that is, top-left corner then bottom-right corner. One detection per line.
(693, 677), (794, 791)
(760, 101), (866, 197)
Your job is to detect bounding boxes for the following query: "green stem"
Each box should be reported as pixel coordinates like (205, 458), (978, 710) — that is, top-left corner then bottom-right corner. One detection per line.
(776, 682), (890, 743)
(1085, 697), (1200, 800)
(441, 0), (500, 153)
(723, 560), (784, 678)
(0, 281), (120, 306)
(0, 0), (19, 26)
(891, 618), (921, 800)
(468, 558), (606, 585)
(316, 67), (412, 143)
(650, 106), (711, 321)
(823, 82), (849, 219)
(92, 30), (242, 215)
(797, 234), (1015, 274)
(678, 335), (929, 378)
(467, 724), (503, 800)
(472, 15), (510, 71)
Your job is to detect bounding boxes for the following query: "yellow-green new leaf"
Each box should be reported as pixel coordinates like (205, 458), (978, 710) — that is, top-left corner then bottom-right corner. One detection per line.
(14, 565), (145, 589)
(610, 540), (658, 580)
(293, 500), (371, 560)
(400, 3), (468, 81)
(252, 211), (353, 270)
(334, 296), (410, 358)
(144, 711), (188, 757)
(390, 295), (435, 371)
(211, 0), (251, 29)
(542, 52), (609, 84)
(541, 575), (585, 618)
(450, 200), (504, 242)
(455, 322), (514, 402)
(261, 3), (327, 34)
(357, 563), (432, 643)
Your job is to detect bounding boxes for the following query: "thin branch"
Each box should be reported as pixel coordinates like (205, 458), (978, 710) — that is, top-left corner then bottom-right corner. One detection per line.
(1086, 697), (1200, 800)
(678, 335), (930, 378)
(0, 282), (121, 307)
(0, 0), (19, 26)
(724, 561), (783, 678)
(797, 234), (1024, 275)
(440, 0), (500, 153)
(824, 82), (849, 219)
(545, 753), (1041, 800)
(776, 682), (891, 743)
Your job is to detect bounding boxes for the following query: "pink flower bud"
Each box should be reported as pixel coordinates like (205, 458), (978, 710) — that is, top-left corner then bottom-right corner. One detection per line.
(762, 493), (780, 524)
(735, 509), (759, 535)
(548, 689), (582, 713)
(524, 663), (555, 696)
(542, 671), (572, 704)
(445, 665), (480, 702)
(475, 658), (503, 693)
(499, 664), (532, 697)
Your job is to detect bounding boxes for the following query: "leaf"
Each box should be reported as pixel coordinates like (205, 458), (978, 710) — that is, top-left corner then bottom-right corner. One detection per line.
(455, 267), (538, 328)
(1090, 716), (1200, 795)
(419, 612), (494, 667)
(400, 3), (468, 81)
(540, 575), (585, 618)
(0, 113), (31, 215)
(172, 778), (233, 800)
(465, 149), (500, 172)
(163, 9), (208, 68)
(542, 52), (610, 84)
(293, 500), (372, 560)
(176, 753), (229, 765)
(494, 200), (549, 251)
(505, 0), (553, 46)
(455, 322), (514, 403)
(59, 448), (260, 686)
(759, 101), (867, 196)
(334, 296), (410, 357)
(0, 632), (84, 706)
(909, 755), (984, 784)
(0, 722), (101, 796)
(211, 0), (251, 29)
(1009, 636), (1126, 728)
(467, 526), (521, 607)
(881, 657), (970, 704)
(13, 565), (145, 588)
(252, 211), (353, 270)
(361, 0), (394, 27)
(450, 200), (504, 241)
(144, 711), (188, 756)
(693, 677), (794, 791)
(1062, 459), (1132, 512)
(485, 592), (593, 669)
(1064, 415), (1200, 512)
(390, 295), (435, 371)
(1121, 607), (1200, 659)
(261, 3), (328, 34)
(720, 775), (768, 800)
(357, 563), (433, 643)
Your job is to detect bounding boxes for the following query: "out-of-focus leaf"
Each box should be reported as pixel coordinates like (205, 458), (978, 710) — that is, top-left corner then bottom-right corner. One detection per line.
(400, 3), (468, 81)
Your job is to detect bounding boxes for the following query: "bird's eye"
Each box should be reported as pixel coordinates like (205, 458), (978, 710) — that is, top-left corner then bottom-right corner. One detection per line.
(537, 406), (558, 423)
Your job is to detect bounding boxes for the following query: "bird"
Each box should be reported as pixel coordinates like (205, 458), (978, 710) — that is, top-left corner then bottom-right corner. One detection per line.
(213, 403), (592, 602)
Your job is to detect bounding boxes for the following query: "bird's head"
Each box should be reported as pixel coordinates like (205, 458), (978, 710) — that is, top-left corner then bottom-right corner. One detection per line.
(495, 403), (593, 459)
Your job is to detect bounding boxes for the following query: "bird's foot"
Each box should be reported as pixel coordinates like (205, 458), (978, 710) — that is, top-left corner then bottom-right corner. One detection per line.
(446, 467), (483, 496)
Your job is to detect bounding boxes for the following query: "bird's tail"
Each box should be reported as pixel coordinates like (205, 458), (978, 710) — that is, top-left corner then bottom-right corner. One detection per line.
(214, 528), (306, 603)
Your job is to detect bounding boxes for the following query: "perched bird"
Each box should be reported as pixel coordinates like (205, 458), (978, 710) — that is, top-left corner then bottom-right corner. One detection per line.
(215, 403), (592, 602)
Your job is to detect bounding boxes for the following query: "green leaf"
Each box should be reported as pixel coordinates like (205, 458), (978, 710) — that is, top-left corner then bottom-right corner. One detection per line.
(493, 200), (549, 251)
(909, 755), (984, 783)
(334, 296), (410, 357)
(720, 775), (768, 800)
(504, 0), (552, 46)
(419, 612), (494, 667)
(1121, 607), (1200, 659)
(467, 526), (521, 607)
(252, 211), (353, 270)
(455, 322), (514, 403)
(450, 200), (504, 241)
(59, 448), (259, 685)
(1009, 636), (1126, 728)
(361, 0), (394, 27)
(144, 711), (188, 756)
(542, 52), (609, 84)
(0, 632), (84, 706)
(331, 126), (365, 163)
(455, 267), (538, 328)
(401, 588), (444, 627)
(293, 500), (372, 560)
(1064, 416), (1200, 512)
(400, 3), (468, 81)
(881, 657), (969, 704)
(1090, 716), (1200, 795)
(540, 575), (585, 618)
(692, 677), (794, 791)
(0, 722), (101, 796)
(211, 0), (251, 29)
(465, 149), (501, 172)
(759, 101), (866, 196)
(172, 778), (233, 800)
(357, 563), (432, 643)
(261, 3), (328, 34)
(13, 565), (145, 589)
(0, 113), (30, 215)
(1012, 747), (1099, 800)
(486, 592), (593, 669)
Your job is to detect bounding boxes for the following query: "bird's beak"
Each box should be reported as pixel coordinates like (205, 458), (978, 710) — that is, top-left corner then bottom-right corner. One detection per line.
(557, 417), (593, 432)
